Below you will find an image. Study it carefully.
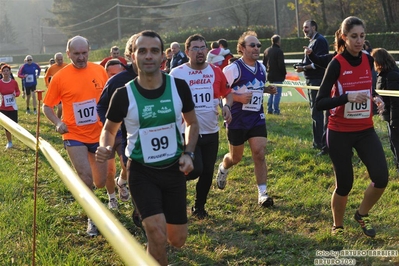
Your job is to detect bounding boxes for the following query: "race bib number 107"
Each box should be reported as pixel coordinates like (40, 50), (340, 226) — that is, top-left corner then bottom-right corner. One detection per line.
(73, 98), (98, 125)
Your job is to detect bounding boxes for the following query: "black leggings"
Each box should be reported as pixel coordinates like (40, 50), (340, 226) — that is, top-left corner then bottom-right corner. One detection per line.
(186, 132), (219, 209)
(328, 128), (388, 196)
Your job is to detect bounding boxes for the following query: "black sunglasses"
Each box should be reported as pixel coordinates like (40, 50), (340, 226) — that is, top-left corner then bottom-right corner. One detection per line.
(246, 43), (262, 48)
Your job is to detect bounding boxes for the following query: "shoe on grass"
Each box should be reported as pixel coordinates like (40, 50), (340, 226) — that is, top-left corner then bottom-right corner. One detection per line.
(216, 163), (229, 189)
(331, 226), (344, 236)
(115, 176), (130, 202)
(354, 211), (376, 237)
(5, 141), (12, 149)
(87, 218), (99, 237)
(191, 206), (209, 219)
(258, 191), (274, 207)
(108, 198), (118, 210)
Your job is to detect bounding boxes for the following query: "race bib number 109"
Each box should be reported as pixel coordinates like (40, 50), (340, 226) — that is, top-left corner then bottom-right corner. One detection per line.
(344, 90), (371, 119)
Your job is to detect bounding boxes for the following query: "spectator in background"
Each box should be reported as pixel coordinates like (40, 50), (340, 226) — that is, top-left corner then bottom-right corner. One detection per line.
(303, 29), (340, 68)
(362, 40), (378, 114)
(263, 34), (287, 115)
(206, 41), (231, 67)
(18, 55), (41, 115)
(44, 52), (68, 119)
(371, 48), (399, 170)
(0, 64), (20, 149)
(363, 40), (372, 54)
(100, 46), (128, 67)
(170, 42), (188, 69)
(217, 38), (234, 70)
(295, 20), (330, 156)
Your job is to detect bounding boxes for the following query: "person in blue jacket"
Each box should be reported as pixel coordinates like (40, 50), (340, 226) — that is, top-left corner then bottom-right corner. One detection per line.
(18, 55), (41, 114)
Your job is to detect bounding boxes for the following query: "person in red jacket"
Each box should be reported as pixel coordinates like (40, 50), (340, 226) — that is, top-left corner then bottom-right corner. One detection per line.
(0, 64), (20, 149)
(316, 16), (388, 238)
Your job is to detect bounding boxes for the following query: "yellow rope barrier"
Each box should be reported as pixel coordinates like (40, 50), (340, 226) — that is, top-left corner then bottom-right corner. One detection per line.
(0, 113), (159, 266)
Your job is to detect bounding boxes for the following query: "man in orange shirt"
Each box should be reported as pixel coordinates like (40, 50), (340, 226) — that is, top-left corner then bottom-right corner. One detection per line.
(44, 52), (67, 118)
(43, 36), (108, 237)
(44, 52), (67, 87)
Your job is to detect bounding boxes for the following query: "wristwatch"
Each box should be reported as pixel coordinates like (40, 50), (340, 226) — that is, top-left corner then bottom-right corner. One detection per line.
(183, 151), (195, 161)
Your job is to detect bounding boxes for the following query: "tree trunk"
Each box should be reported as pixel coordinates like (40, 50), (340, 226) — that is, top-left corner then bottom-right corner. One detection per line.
(380, 0), (391, 31)
(319, 0), (328, 33)
(338, 0), (345, 20)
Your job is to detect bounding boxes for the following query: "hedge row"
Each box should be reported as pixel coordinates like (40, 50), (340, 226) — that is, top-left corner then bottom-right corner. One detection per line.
(6, 31), (399, 65)
(86, 32), (399, 61)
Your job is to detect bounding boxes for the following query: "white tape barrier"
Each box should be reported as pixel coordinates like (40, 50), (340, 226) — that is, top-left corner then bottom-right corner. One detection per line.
(270, 80), (399, 97)
(0, 113), (158, 266)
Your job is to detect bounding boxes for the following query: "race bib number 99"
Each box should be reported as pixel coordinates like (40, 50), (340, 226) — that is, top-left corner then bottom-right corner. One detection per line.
(73, 98), (98, 125)
(139, 122), (177, 164)
(344, 90), (371, 119)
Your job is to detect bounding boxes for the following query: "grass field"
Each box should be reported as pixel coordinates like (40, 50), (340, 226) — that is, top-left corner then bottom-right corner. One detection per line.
(1, 78), (399, 265)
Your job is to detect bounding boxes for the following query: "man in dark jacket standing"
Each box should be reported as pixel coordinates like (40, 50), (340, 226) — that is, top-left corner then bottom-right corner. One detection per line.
(296, 20), (329, 156)
(263, 35), (287, 115)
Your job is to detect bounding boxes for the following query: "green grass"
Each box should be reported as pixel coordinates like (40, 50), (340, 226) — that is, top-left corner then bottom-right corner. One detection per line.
(1, 79), (399, 265)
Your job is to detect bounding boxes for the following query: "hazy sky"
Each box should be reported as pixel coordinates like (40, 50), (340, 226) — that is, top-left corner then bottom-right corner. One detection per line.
(1, 0), (55, 54)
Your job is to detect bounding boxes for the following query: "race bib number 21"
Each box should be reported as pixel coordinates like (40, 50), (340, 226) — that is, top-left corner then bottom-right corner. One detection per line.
(242, 89), (263, 111)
